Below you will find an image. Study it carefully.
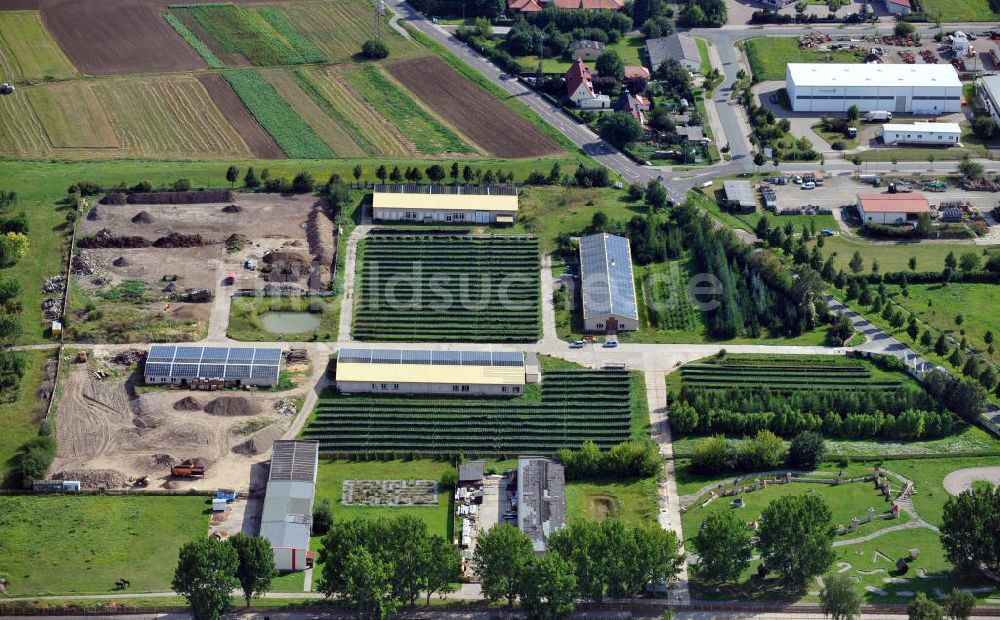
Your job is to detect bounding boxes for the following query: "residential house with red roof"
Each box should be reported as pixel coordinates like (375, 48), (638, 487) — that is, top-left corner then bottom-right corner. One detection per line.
(565, 58), (610, 108)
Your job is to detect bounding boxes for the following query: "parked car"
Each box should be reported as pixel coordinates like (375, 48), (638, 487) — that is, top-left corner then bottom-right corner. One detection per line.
(602, 340), (618, 348)
(801, 181), (816, 190)
(793, 176), (803, 184)
(820, 229), (835, 236)
(570, 340), (585, 349)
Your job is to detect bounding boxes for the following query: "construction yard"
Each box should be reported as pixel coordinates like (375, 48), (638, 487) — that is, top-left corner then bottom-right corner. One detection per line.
(49, 345), (323, 491)
(67, 191), (337, 343)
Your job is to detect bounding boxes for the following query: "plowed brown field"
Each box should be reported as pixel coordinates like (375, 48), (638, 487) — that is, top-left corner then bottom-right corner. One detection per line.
(386, 56), (561, 158)
(197, 73), (284, 159)
(40, 0), (204, 74)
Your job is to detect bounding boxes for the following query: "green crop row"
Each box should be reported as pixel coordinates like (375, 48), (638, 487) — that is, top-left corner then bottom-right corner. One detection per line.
(179, 4), (325, 65)
(346, 65), (472, 155)
(256, 7), (327, 63)
(164, 12), (223, 68)
(222, 69), (333, 158)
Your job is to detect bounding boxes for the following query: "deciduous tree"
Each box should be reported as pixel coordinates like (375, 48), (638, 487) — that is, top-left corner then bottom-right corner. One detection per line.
(757, 494), (835, 585)
(473, 523), (533, 606)
(692, 509), (751, 583)
(172, 537), (239, 620)
(227, 533), (276, 608)
(820, 572), (862, 620)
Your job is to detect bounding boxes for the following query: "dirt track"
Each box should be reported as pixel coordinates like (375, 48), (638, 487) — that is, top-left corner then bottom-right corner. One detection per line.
(40, 0), (205, 75)
(386, 56), (561, 158)
(197, 73), (285, 159)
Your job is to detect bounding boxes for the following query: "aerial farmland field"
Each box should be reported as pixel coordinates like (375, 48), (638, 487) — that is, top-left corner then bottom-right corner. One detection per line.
(0, 11), (77, 81)
(280, 0), (422, 63)
(27, 82), (117, 150)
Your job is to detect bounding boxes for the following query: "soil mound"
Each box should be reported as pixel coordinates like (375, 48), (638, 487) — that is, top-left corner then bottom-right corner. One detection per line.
(127, 189), (234, 205)
(52, 469), (128, 489)
(77, 228), (149, 249)
(263, 250), (308, 264)
(222, 204), (243, 213)
(173, 396), (201, 411)
(131, 211), (154, 224)
(261, 250), (310, 283)
(204, 396), (259, 417)
(152, 232), (205, 248)
(112, 256), (130, 267)
(86, 206), (103, 221)
(231, 423), (283, 455)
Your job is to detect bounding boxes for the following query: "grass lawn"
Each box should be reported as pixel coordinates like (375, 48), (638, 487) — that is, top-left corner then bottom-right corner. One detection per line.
(513, 35), (645, 74)
(857, 121), (990, 161)
(672, 424), (999, 460)
(0, 157), (580, 346)
(228, 296), (340, 342)
(512, 185), (645, 252)
(0, 495), (210, 595)
(690, 189), (837, 235)
(916, 0), (1000, 20)
(811, 122), (857, 150)
(565, 476), (658, 525)
(744, 37), (864, 82)
(884, 456), (1000, 526)
(882, 281), (1000, 357)
(696, 38), (712, 75)
(0, 350), (53, 487)
(808, 234), (997, 274)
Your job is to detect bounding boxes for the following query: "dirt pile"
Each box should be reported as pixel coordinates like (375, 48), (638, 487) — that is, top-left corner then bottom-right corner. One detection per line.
(285, 349), (308, 364)
(204, 396), (259, 417)
(112, 256), (130, 267)
(71, 251), (103, 276)
(222, 204), (243, 213)
(111, 349), (144, 365)
(77, 228), (149, 249)
(41, 297), (60, 321)
(274, 399), (296, 417)
(173, 396), (202, 411)
(231, 423), (284, 455)
(127, 189), (234, 205)
(261, 250), (310, 283)
(306, 207), (334, 290)
(131, 211), (154, 224)
(86, 206), (104, 220)
(42, 275), (66, 294)
(52, 469), (128, 489)
(152, 232), (206, 248)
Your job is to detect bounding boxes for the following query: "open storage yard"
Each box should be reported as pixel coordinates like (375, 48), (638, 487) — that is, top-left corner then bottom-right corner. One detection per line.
(0, 495), (210, 596)
(69, 191), (331, 343)
(302, 370), (636, 455)
(354, 233), (541, 343)
(386, 56), (562, 158)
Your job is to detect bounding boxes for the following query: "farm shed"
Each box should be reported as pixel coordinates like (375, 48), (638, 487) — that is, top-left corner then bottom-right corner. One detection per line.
(856, 193), (931, 225)
(335, 348), (527, 396)
(579, 233), (639, 333)
(517, 457), (566, 552)
(143, 345), (282, 388)
(786, 64), (962, 114)
(646, 34), (701, 74)
(371, 184), (518, 224)
(880, 122), (961, 146)
(723, 181), (757, 212)
(976, 75), (1000, 125)
(569, 39), (605, 61)
(260, 440), (319, 572)
(459, 460), (486, 484)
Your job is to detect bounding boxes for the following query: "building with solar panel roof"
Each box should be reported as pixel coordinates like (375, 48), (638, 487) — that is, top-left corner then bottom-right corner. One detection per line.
(335, 348), (531, 396)
(143, 345), (283, 388)
(578, 233), (639, 333)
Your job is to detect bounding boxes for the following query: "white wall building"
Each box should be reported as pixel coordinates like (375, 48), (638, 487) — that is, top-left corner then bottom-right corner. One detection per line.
(579, 233), (639, 333)
(856, 193), (931, 225)
(786, 64), (963, 115)
(976, 75), (1000, 125)
(880, 122), (961, 146)
(372, 184), (518, 225)
(260, 440), (319, 572)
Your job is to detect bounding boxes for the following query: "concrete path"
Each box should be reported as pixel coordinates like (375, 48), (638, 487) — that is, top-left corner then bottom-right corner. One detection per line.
(206, 264), (234, 342)
(645, 369), (691, 604)
(832, 519), (938, 548)
(336, 224), (371, 343)
(539, 254), (559, 345)
(942, 466), (1000, 496)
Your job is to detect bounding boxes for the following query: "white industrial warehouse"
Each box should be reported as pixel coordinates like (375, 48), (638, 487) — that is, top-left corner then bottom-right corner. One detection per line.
(335, 348), (539, 396)
(880, 122), (961, 146)
(856, 193), (931, 225)
(260, 440), (319, 572)
(786, 64), (962, 114)
(579, 233), (639, 333)
(371, 184), (518, 224)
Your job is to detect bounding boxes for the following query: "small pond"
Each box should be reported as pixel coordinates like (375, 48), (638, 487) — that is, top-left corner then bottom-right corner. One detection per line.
(260, 311), (321, 334)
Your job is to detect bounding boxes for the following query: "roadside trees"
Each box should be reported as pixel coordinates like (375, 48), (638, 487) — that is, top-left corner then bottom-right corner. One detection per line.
(172, 537), (239, 620)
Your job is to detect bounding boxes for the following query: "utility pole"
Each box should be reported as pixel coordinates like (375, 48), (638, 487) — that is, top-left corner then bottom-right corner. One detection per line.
(375, 0), (384, 40)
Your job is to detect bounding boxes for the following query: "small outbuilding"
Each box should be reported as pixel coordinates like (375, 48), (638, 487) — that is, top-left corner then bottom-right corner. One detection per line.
(723, 180), (756, 213)
(883, 0), (911, 14)
(569, 39), (605, 61)
(458, 460), (486, 484)
(517, 456), (566, 552)
(880, 122), (961, 146)
(856, 192), (931, 225)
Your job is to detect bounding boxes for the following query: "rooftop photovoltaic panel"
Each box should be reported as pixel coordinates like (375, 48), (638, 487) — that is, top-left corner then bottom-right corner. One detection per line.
(579, 233), (638, 321)
(269, 440), (319, 482)
(337, 348), (524, 368)
(142, 345), (282, 384)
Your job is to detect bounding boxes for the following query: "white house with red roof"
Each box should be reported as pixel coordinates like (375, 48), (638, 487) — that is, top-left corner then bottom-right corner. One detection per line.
(565, 59), (610, 108)
(856, 193), (930, 225)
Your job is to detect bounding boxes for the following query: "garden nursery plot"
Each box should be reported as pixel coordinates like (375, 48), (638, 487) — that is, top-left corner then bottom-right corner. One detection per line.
(670, 354), (960, 441)
(301, 370), (634, 455)
(354, 234), (541, 342)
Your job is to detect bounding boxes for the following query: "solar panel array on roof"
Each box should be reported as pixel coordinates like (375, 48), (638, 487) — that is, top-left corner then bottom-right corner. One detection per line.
(269, 440), (319, 482)
(142, 345), (282, 384)
(579, 233), (638, 321)
(337, 348), (525, 367)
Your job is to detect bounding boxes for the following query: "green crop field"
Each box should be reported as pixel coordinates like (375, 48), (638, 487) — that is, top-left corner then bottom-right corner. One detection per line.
(345, 64), (472, 155)
(354, 234), (540, 342)
(301, 370), (636, 455)
(678, 357), (904, 392)
(223, 69), (334, 158)
(0, 11), (77, 81)
(280, 0), (422, 64)
(163, 12), (224, 69)
(171, 4), (327, 66)
(0, 495), (210, 595)
(915, 0), (1000, 20)
(744, 37), (864, 82)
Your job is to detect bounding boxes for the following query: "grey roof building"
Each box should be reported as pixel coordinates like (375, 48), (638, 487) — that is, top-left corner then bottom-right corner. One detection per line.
(260, 440), (319, 571)
(578, 233), (639, 333)
(143, 344), (282, 388)
(516, 457), (566, 552)
(458, 460), (485, 483)
(569, 39), (605, 60)
(645, 33), (701, 74)
(723, 180), (756, 210)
